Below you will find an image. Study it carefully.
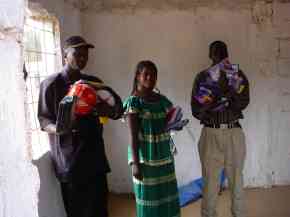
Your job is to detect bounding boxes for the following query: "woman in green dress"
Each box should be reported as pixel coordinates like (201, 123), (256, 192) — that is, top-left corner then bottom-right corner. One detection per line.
(123, 60), (180, 217)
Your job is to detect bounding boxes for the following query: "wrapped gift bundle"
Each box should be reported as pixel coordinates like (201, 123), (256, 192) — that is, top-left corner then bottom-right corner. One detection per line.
(67, 80), (115, 115)
(56, 80), (115, 134)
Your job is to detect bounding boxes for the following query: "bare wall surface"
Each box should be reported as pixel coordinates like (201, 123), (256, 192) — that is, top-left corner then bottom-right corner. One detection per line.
(65, 0), (267, 12)
(30, 0), (82, 45)
(23, 0), (84, 217)
(0, 0), (82, 216)
(81, 1), (290, 193)
(0, 1), (289, 216)
(0, 0), (39, 217)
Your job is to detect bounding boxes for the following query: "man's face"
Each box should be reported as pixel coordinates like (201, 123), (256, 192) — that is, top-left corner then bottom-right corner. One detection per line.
(65, 46), (89, 70)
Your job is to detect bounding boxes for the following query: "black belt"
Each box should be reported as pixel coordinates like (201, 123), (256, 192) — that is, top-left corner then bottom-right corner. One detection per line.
(204, 122), (241, 129)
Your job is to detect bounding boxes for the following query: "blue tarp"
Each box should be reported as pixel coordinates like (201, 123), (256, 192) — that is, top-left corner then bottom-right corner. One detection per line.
(179, 169), (226, 207)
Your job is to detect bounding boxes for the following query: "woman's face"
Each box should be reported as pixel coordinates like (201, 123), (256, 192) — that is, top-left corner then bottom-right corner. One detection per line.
(137, 67), (157, 91)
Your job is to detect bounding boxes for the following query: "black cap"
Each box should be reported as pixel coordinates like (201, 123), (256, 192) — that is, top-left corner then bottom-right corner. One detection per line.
(64, 36), (94, 49)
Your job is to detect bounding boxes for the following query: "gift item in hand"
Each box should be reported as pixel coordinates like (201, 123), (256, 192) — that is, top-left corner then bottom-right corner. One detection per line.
(67, 80), (115, 116)
(165, 106), (189, 132)
(56, 95), (77, 134)
(56, 80), (115, 134)
(194, 79), (221, 106)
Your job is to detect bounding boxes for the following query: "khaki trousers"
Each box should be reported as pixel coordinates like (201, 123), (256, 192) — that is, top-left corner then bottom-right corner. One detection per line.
(198, 127), (246, 217)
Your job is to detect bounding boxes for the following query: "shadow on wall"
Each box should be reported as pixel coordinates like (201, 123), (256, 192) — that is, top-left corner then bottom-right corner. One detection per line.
(32, 152), (66, 217)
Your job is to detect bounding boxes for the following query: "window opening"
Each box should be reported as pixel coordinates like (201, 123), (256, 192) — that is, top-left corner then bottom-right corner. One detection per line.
(24, 16), (61, 159)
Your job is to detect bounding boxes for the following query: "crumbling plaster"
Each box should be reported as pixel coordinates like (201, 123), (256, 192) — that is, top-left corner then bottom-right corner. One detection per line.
(1, 0), (289, 215)
(0, 0), (84, 216)
(0, 0), (40, 216)
(29, 0), (82, 44)
(80, 1), (290, 192)
(64, 0), (290, 12)
(22, 0), (290, 195)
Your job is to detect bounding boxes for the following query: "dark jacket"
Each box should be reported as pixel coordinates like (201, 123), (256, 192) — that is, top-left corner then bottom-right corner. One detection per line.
(191, 69), (250, 125)
(38, 70), (123, 182)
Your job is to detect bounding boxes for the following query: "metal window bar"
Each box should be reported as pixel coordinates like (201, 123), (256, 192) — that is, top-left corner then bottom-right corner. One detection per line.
(24, 17), (61, 155)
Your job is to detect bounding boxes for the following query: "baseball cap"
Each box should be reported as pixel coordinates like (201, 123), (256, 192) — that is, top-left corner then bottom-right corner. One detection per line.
(64, 36), (95, 49)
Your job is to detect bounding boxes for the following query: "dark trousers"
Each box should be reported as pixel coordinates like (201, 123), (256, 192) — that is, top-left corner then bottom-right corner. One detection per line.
(61, 174), (108, 217)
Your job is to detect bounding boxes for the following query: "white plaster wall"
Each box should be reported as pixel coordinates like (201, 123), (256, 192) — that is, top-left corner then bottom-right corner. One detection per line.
(30, 0), (82, 44)
(82, 2), (290, 192)
(23, 1), (83, 217)
(0, 0), (83, 216)
(0, 0), (40, 216)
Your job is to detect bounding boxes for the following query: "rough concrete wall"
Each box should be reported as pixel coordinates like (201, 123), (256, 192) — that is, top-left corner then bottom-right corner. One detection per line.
(23, 1), (83, 217)
(0, 0), (83, 217)
(65, 0), (290, 12)
(65, 0), (261, 12)
(30, 0), (82, 45)
(0, 0), (40, 217)
(81, 1), (290, 192)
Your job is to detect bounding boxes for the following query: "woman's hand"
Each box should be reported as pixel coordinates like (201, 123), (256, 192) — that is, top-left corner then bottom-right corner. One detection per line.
(131, 163), (143, 181)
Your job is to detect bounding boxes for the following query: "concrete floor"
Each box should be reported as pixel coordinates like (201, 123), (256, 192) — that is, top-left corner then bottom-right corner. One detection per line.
(108, 186), (290, 217)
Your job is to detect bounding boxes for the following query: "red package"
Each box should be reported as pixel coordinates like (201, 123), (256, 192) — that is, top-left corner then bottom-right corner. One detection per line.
(67, 83), (97, 115)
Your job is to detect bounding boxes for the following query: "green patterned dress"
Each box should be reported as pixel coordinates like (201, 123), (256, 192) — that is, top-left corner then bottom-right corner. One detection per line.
(123, 95), (180, 217)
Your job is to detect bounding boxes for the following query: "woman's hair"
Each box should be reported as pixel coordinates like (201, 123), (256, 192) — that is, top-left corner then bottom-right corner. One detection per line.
(131, 60), (158, 94)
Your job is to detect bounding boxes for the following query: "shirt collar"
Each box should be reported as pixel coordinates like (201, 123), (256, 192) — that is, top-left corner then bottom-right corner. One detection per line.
(61, 65), (82, 85)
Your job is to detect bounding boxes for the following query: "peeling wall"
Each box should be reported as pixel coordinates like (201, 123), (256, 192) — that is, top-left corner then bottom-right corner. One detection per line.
(65, 0), (290, 13)
(24, 0), (83, 217)
(81, 1), (290, 192)
(65, 0), (262, 12)
(2, 1), (290, 216)
(0, 0), (83, 216)
(30, 0), (82, 45)
(0, 0), (39, 216)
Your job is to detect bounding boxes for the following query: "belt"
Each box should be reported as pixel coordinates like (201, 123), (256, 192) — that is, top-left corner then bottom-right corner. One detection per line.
(204, 122), (241, 129)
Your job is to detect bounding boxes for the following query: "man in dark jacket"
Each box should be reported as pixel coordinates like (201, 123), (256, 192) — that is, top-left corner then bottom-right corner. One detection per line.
(38, 35), (123, 217)
(191, 41), (249, 217)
